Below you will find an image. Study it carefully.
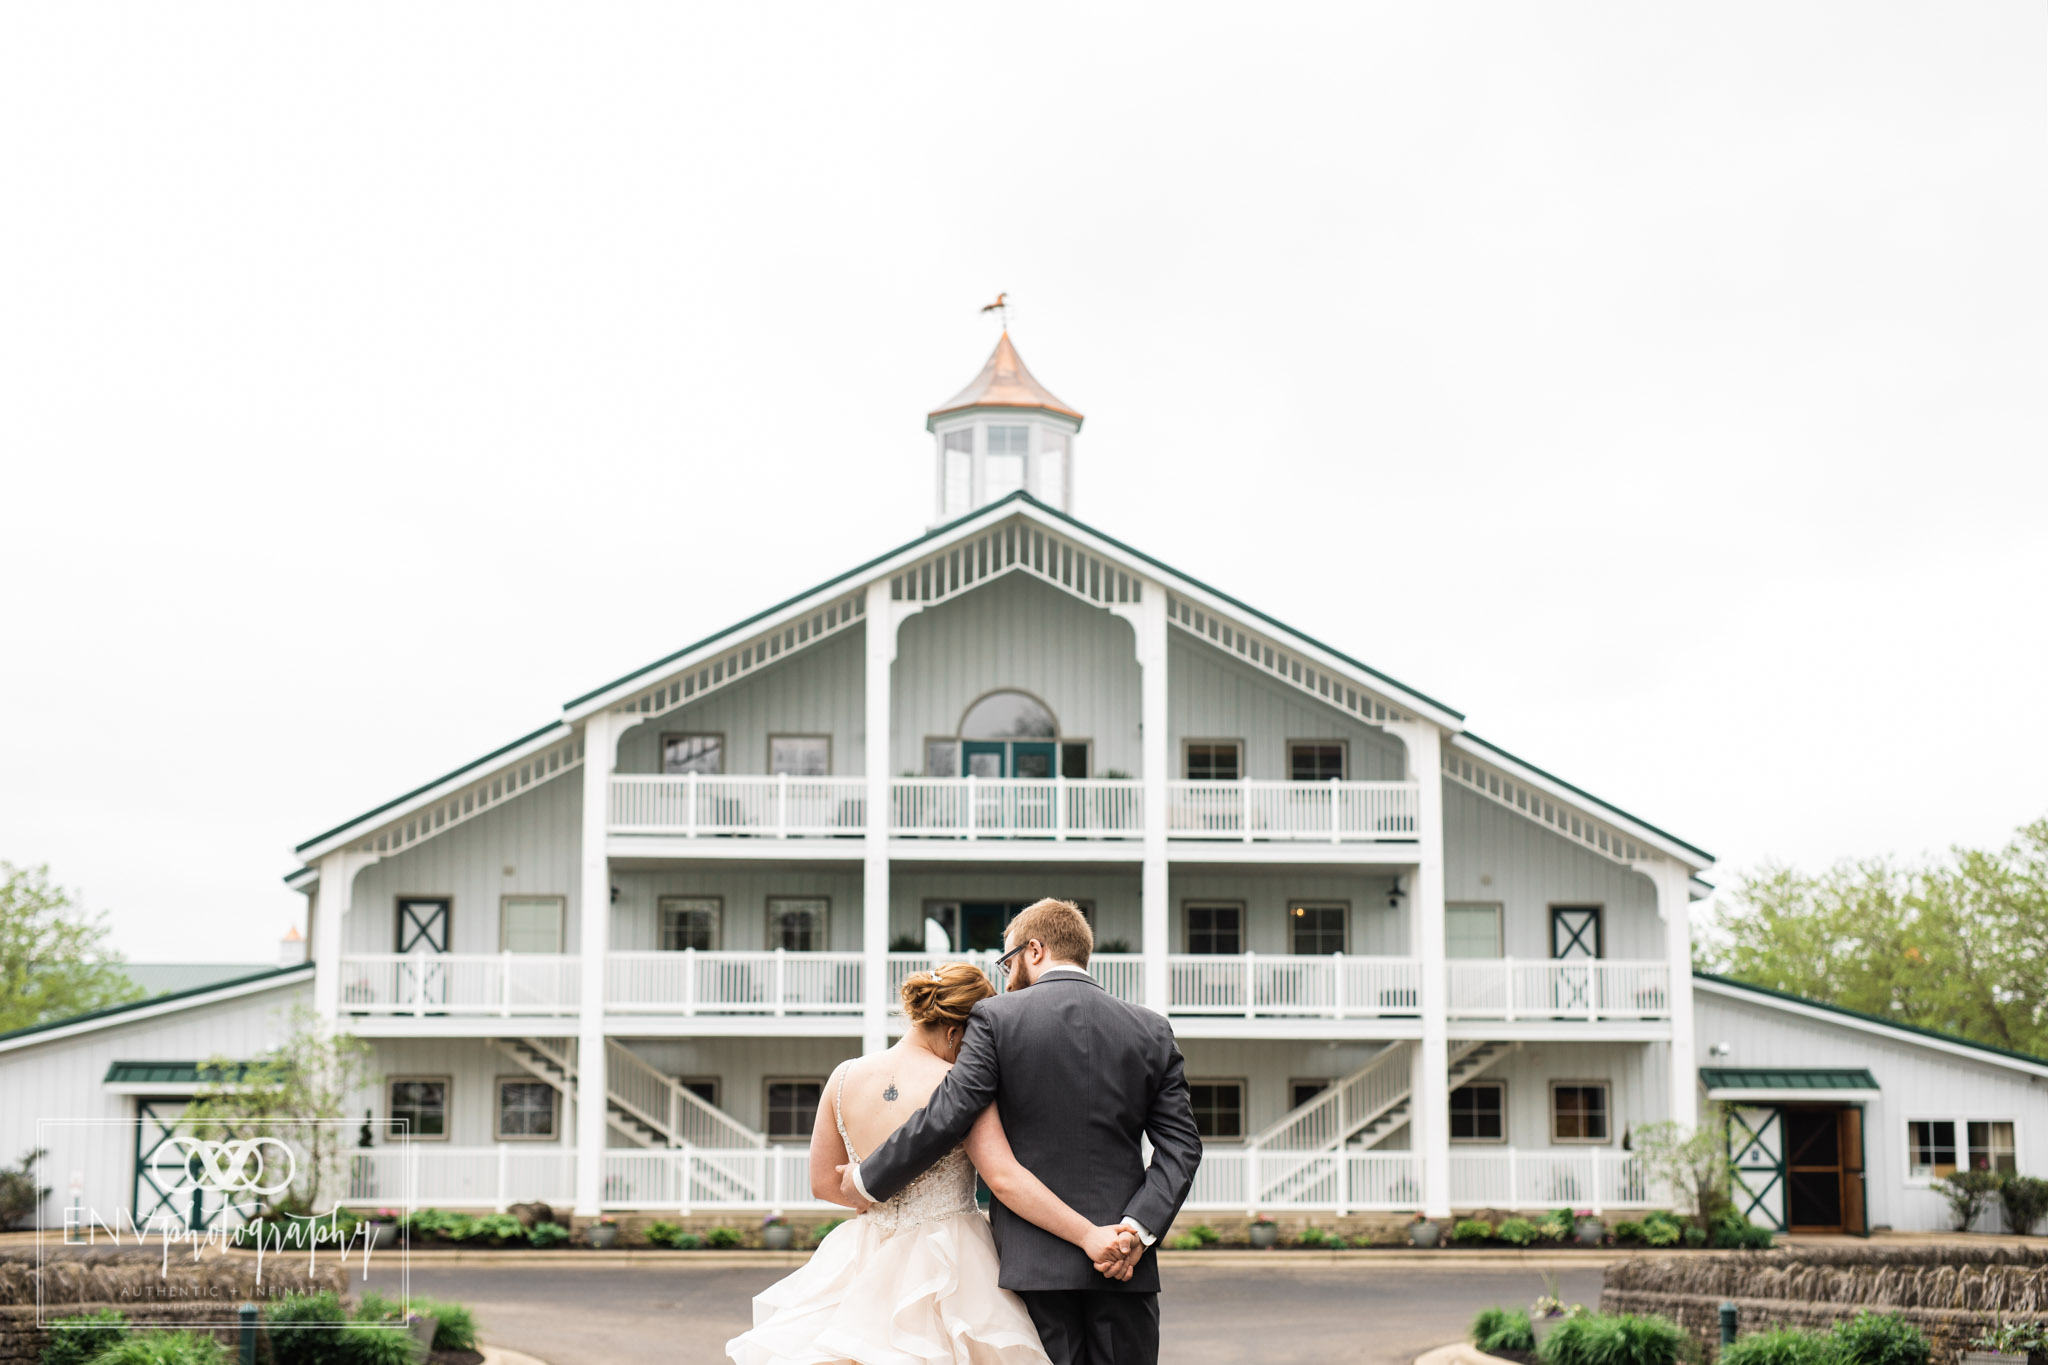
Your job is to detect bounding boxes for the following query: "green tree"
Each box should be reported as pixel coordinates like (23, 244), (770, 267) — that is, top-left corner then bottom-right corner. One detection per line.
(183, 1005), (373, 1211)
(1701, 819), (2048, 1059)
(0, 863), (142, 1033)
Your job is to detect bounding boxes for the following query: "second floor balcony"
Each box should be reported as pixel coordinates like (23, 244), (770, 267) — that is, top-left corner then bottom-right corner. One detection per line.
(607, 774), (1420, 845)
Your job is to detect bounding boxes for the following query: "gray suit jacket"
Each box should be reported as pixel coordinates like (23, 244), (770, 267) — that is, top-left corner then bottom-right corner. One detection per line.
(856, 971), (1202, 1294)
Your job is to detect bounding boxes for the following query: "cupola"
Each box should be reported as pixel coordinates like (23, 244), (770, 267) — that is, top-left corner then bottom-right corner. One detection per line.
(927, 331), (1083, 525)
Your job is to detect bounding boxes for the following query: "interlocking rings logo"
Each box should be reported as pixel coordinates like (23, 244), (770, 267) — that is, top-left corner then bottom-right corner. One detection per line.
(166, 1137), (296, 1197)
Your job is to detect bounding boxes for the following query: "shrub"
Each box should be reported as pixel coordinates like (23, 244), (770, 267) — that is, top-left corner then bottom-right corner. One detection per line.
(1540, 1313), (1689, 1365)
(1167, 1232), (1203, 1250)
(40, 1309), (128, 1365)
(1612, 1220), (1647, 1245)
(1473, 1307), (1537, 1354)
(671, 1232), (703, 1249)
(1497, 1218), (1539, 1247)
(86, 1332), (228, 1365)
(404, 1298), (478, 1352)
(1682, 1225), (1708, 1248)
(1708, 1210), (1774, 1250)
(1718, 1328), (1838, 1365)
(1828, 1312), (1929, 1365)
(1537, 1209), (1575, 1243)
(335, 1323), (418, 1365)
(705, 1225), (743, 1249)
(1451, 1218), (1495, 1243)
(811, 1218), (846, 1245)
(468, 1213), (527, 1244)
(266, 1290), (351, 1365)
(1641, 1214), (1683, 1249)
(1997, 1174), (2048, 1236)
(1933, 1170), (2004, 1231)
(528, 1220), (570, 1248)
(2, 1148), (50, 1231)
(646, 1220), (683, 1245)
(1189, 1223), (1221, 1246)
(1296, 1226), (1336, 1247)
(1972, 1322), (2048, 1356)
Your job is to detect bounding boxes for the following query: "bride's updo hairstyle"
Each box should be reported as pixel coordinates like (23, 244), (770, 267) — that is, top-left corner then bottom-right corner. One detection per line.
(900, 961), (996, 1028)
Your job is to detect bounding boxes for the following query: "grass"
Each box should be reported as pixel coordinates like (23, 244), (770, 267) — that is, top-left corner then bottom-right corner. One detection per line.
(1718, 1328), (1839, 1365)
(1473, 1306), (1538, 1354)
(1539, 1313), (1690, 1365)
(39, 1309), (128, 1365)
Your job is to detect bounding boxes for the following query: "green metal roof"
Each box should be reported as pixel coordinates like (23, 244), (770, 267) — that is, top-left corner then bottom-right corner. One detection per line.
(1694, 971), (2048, 1071)
(0, 965), (312, 1047)
(104, 1061), (260, 1085)
(1700, 1067), (1879, 1092)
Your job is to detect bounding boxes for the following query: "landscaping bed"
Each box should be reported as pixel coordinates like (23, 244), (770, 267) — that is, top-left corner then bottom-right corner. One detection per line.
(1159, 1208), (1775, 1252)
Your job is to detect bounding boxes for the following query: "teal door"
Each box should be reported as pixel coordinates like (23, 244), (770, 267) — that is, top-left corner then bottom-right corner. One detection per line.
(963, 742), (1006, 777)
(1011, 743), (1055, 778)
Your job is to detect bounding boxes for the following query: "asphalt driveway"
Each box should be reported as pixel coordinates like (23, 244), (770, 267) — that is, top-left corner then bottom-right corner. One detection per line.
(356, 1260), (1603, 1365)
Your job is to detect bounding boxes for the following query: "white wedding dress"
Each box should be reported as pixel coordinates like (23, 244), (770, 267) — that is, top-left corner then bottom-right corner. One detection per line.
(725, 1073), (1051, 1365)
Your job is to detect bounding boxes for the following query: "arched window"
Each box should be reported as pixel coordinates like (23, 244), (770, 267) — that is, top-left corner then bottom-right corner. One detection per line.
(960, 691), (1057, 740)
(925, 691), (1087, 778)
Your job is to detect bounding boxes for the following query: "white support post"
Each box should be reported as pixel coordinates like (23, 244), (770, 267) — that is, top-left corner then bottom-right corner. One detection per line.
(1387, 721), (1449, 1220)
(1128, 585), (1170, 1014)
(1634, 858), (1701, 1133)
(311, 848), (372, 1028)
(574, 709), (617, 1217)
(862, 581), (897, 1056)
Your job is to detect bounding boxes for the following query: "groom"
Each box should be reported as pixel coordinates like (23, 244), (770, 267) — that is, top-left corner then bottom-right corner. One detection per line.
(839, 898), (1202, 1365)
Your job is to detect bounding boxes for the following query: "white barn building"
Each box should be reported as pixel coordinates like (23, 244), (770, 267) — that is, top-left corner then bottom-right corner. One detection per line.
(5, 333), (2045, 1237)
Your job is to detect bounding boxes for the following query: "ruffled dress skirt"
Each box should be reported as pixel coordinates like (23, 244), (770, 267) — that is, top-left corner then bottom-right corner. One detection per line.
(726, 1210), (1050, 1365)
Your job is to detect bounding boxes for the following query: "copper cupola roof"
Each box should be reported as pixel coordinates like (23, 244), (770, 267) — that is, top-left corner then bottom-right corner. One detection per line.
(926, 332), (1084, 429)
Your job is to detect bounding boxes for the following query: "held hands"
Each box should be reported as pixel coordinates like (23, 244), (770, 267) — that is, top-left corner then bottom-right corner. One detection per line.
(1082, 1226), (1143, 1281)
(834, 1163), (872, 1212)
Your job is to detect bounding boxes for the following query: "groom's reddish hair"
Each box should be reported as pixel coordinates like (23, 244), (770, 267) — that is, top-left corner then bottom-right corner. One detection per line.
(1006, 899), (1093, 967)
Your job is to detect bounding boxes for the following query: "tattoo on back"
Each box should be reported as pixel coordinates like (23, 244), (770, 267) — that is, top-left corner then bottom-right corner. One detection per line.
(883, 1079), (899, 1102)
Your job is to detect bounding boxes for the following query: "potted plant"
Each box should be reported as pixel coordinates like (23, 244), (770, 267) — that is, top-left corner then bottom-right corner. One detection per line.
(1248, 1214), (1280, 1249)
(1529, 1276), (1583, 1344)
(362, 1208), (400, 1250)
(1966, 1321), (2048, 1365)
(1406, 1213), (1440, 1249)
(762, 1213), (796, 1251)
(1573, 1210), (1604, 1246)
(586, 1215), (620, 1249)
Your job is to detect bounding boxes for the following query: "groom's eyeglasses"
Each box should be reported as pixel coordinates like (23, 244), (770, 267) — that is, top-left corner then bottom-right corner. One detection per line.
(994, 943), (1030, 980)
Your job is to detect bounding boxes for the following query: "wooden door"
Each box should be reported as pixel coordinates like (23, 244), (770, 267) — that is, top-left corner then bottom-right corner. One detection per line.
(1784, 1107), (1846, 1232)
(1840, 1106), (1868, 1236)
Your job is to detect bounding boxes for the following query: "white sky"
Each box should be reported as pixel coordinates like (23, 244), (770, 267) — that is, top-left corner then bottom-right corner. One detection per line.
(2, 4), (2042, 962)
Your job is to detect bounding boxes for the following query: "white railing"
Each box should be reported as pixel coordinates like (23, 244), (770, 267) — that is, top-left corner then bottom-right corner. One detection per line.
(609, 774), (866, 837)
(344, 1147), (576, 1212)
(1187, 1150), (1422, 1213)
(1445, 959), (1672, 1020)
(601, 1148), (827, 1212)
(1249, 1043), (1412, 1151)
(607, 950), (864, 1015)
(605, 1041), (765, 1149)
(885, 952), (1147, 1008)
(1166, 780), (1420, 842)
(1165, 954), (1422, 1018)
(890, 778), (1143, 839)
(1449, 1150), (1656, 1212)
(339, 953), (580, 1016)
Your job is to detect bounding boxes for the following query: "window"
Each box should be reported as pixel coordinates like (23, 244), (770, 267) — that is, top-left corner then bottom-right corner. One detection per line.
(1188, 1081), (1245, 1141)
(387, 1078), (448, 1140)
(1037, 430), (1068, 507)
(1551, 1083), (1610, 1143)
(1551, 905), (1603, 959)
(495, 1078), (558, 1140)
(395, 897), (450, 953)
(662, 733), (723, 775)
(1185, 741), (1242, 782)
(659, 897), (720, 951)
(769, 735), (830, 776)
(942, 428), (973, 519)
(1289, 1079), (1330, 1111)
(1289, 903), (1347, 955)
(501, 896), (564, 953)
(1288, 742), (1346, 782)
(1968, 1121), (2017, 1175)
(986, 425), (1029, 500)
(680, 1077), (720, 1108)
(766, 1080), (824, 1141)
(1059, 741), (1090, 779)
(1185, 903), (1243, 955)
(1450, 1081), (1506, 1143)
(1446, 904), (1503, 959)
(767, 897), (829, 951)
(925, 739), (960, 776)
(1908, 1120), (1957, 1179)
(960, 691), (1057, 739)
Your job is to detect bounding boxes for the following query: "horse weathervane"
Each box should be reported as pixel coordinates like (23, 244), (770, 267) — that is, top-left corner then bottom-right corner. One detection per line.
(979, 292), (1010, 329)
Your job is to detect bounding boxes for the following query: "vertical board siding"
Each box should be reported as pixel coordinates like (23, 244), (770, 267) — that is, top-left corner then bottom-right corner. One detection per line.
(889, 868), (1144, 948)
(1167, 636), (1407, 780)
(1443, 784), (1659, 958)
(613, 629), (866, 776)
(345, 775), (583, 956)
(1697, 990), (2048, 1232)
(361, 1036), (574, 1150)
(891, 574), (1141, 775)
(611, 867), (864, 953)
(1177, 1038), (1400, 1138)
(1169, 871), (1405, 956)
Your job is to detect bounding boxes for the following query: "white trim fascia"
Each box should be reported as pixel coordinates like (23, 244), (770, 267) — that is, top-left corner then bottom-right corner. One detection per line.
(1447, 733), (1711, 872)
(1694, 976), (2048, 1080)
(1448, 1019), (1672, 1043)
(285, 867), (318, 891)
(1706, 1087), (1882, 1103)
(0, 969), (313, 1055)
(293, 723), (574, 864)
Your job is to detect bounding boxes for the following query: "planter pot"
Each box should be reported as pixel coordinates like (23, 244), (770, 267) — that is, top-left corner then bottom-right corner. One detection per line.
(1249, 1223), (1280, 1249)
(1407, 1221), (1440, 1249)
(367, 1221), (398, 1251)
(1575, 1218), (1605, 1246)
(587, 1223), (619, 1249)
(406, 1314), (438, 1358)
(763, 1225), (796, 1251)
(1531, 1315), (1566, 1345)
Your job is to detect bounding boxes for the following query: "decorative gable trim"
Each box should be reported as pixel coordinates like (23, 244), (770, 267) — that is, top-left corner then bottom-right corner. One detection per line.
(1166, 593), (1413, 728)
(1446, 734), (1713, 869)
(889, 515), (1142, 611)
(607, 590), (867, 723)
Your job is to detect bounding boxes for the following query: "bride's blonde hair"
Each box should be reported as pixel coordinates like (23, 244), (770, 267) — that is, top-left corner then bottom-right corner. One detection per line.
(900, 962), (995, 1028)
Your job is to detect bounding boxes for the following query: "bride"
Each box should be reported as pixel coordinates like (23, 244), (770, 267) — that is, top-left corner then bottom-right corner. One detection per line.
(727, 962), (1131, 1365)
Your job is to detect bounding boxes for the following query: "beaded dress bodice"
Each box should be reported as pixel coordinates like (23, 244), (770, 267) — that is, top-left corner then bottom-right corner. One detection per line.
(837, 1068), (978, 1236)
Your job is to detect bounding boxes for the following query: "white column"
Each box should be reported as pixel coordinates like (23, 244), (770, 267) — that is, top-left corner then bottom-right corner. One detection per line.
(862, 582), (895, 1055)
(311, 849), (370, 1026)
(1388, 721), (1449, 1219)
(574, 711), (617, 1217)
(1636, 858), (1700, 1132)
(1135, 586), (1170, 1013)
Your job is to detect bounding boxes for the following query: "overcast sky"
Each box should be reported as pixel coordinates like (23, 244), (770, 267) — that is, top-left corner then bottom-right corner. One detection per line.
(2, 4), (2042, 963)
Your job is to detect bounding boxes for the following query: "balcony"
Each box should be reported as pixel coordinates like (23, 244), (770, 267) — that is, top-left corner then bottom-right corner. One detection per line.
(610, 775), (866, 837)
(339, 953), (580, 1017)
(1165, 954), (1421, 1018)
(891, 778), (1142, 839)
(886, 951), (1147, 1008)
(1445, 959), (1671, 1021)
(1166, 780), (1419, 842)
(606, 950), (865, 1016)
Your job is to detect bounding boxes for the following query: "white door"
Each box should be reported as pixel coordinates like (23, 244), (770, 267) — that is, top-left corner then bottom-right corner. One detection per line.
(1729, 1104), (1788, 1231)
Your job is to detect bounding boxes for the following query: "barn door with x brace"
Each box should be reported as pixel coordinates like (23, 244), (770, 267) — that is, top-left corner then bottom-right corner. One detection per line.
(1727, 1104), (1787, 1232)
(1549, 906), (1602, 1013)
(134, 1099), (231, 1232)
(396, 897), (451, 1010)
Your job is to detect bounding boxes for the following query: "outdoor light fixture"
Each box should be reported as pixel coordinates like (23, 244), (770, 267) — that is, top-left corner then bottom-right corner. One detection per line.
(1387, 877), (1405, 908)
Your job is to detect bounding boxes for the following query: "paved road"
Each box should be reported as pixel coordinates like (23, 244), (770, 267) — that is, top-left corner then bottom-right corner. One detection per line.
(358, 1261), (1604, 1365)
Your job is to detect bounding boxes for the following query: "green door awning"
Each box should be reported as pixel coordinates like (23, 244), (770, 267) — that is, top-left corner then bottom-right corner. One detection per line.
(1702, 1067), (1879, 1097)
(104, 1061), (258, 1087)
